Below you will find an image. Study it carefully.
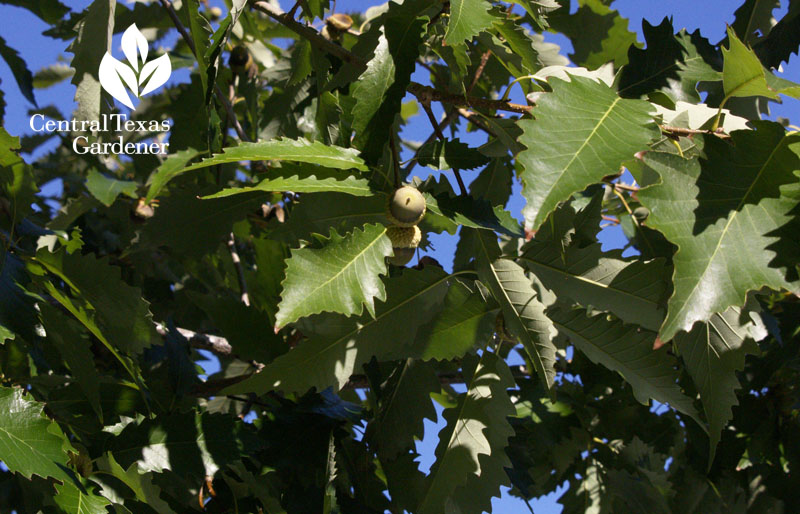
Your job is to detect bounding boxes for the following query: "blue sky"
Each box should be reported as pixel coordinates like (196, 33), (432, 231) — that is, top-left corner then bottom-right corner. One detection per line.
(1, 1), (798, 512)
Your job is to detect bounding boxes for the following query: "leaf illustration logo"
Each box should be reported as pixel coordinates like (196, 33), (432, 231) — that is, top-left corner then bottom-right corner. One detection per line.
(99, 24), (171, 110)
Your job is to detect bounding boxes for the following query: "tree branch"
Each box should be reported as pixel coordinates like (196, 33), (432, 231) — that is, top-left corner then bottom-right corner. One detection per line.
(155, 323), (233, 355)
(408, 82), (533, 115)
(227, 233), (251, 306)
(251, 1), (367, 72)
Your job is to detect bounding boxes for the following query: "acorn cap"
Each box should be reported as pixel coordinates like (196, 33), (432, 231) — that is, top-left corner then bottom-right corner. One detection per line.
(386, 186), (426, 227)
(386, 225), (422, 249)
(326, 13), (353, 31)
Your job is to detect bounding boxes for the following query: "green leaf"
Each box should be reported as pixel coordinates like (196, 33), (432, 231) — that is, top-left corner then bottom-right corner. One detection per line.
(674, 304), (765, 464)
(202, 167), (373, 199)
(549, 306), (702, 427)
(417, 139), (491, 171)
(144, 148), (202, 202)
(40, 304), (102, 420)
(0, 35), (36, 106)
(352, 0), (430, 164)
(721, 26), (780, 102)
(0, 250), (37, 342)
(369, 359), (440, 458)
(444, 0), (496, 46)
(731, 0), (780, 45)
(67, 0), (115, 121)
(0, 0), (69, 23)
(1, 128), (38, 228)
(637, 124), (800, 341)
(136, 190), (266, 257)
(276, 224), (391, 328)
(184, 0), (212, 101)
(547, 0), (638, 69)
(53, 482), (112, 514)
(32, 63), (74, 89)
(417, 352), (514, 514)
(520, 234), (669, 332)
(474, 230), (557, 396)
(411, 279), (498, 360)
(492, 18), (541, 75)
(85, 169), (137, 207)
(223, 267), (452, 394)
(96, 452), (174, 512)
(618, 19), (722, 102)
(517, 76), (658, 230)
(753, 0), (800, 68)
(35, 247), (157, 355)
(0, 387), (73, 482)
(110, 411), (260, 479)
(179, 138), (368, 173)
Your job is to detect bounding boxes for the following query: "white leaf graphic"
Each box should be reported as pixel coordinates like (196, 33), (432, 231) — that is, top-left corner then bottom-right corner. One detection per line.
(99, 53), (135, 109)
(121, 24), (148, 71)
(139, 54), (172, 97)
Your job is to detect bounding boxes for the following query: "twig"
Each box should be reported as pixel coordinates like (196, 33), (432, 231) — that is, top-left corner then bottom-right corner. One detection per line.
(660, 124), (729, 139)
(456, 108), (497, 137)
(227, 233), (251, 306)
(408, 82), (532, 114)
(421, 99), (446, 141)
(467, 50), (492, 94)
(601, 214), (620, 224)
(155, 323), (233, 354)
(388, 133), (402, 188)
(252, 1), (367, 71)
(159, 0), (250, 142)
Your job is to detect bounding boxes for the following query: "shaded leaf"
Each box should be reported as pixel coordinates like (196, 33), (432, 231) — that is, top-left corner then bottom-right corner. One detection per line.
(417, 138), (491, 171)
(202, 167), (373, 199)
(68, 0), (115, 121)
(0, 35), (36, 106)
(53, 482), (111, 514)
(144, 148), (202, 202)
(85, 169), (137, 207)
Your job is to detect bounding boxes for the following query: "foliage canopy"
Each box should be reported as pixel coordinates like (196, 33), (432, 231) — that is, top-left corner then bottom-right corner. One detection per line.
(1, 0), (799, 512)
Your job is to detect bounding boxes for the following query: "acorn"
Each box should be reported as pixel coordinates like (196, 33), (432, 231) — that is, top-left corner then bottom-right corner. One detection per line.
(229, 45), (253, 76)
(387, 225), (421, 266)
(386, 186), (426, 227)
(633, 206), (650, 223)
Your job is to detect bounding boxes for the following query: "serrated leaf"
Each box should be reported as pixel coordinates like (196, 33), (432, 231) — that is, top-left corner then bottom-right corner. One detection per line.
(0, 0), (69, 23)
(110, 411), (260, 478)
(35, 247), (157, 355)
(637, 124), (800, 341)
(223, 267), (452, 394)
(369, 359), (439, 458)
(416, 352), (514, 514)
(517, 76), (659, 230)
(0, 250), (37, 342)
(352, 0), (429, 164)
(754, 1), (800, 68)
(411, 279), (498, 360)
(40, 304), (102, 420)
(202, 168), (373, 199)
(96, 452), (174, 512)
(618, 19), (722, 102)
(722, 26), (780, 101)
(492, 18), (541, 74)
(276, 224), (392, 328)
(53, 482), (111, 514)
(0, 35), (36, 106)
(68, 0), (115, 122)
(417, 138), (491, 171)
(85, 169), (137, 207)
(144, 148), (202, 202)
(474, 230), (557, 396)
(520, 235), (669, 332)
(674, 305), (765, 464)
(0, 387), (74, 483)
(549, 306), (702, 427)
(32, 63), (74, 89)
(445, 0), (496, 46)
(731, 0), (780, 45)
(178, 138), (367, 173)
(547, 0), (638, 68)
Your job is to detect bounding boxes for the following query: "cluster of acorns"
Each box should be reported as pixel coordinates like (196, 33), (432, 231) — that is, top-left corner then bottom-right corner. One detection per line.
(385, 186), (426, 266)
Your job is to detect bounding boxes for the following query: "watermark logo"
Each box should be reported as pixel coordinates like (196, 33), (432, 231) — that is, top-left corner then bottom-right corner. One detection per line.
(99, 24), (171, 110)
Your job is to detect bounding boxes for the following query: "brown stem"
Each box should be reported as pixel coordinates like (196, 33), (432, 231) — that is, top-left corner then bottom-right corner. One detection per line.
(155, 323), (233, 354)
(660, 125), (729, 139)
(252, 0), (367, 71)
(227, 233), (251, 306)
(408, 82), (532, 114)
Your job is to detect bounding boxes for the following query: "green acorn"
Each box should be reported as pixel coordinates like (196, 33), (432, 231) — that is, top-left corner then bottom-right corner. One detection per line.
(229, 45), (253, 76)
(386, 186), (426, 227)
(633, 206), (650, 222)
